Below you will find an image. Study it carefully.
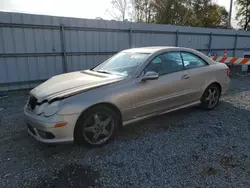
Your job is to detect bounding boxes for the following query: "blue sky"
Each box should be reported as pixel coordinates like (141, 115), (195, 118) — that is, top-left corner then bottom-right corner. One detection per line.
(0, 0), (238, 27)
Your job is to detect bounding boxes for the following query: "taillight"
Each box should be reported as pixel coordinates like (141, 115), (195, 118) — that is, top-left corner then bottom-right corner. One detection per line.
(226, 68), (230, 76)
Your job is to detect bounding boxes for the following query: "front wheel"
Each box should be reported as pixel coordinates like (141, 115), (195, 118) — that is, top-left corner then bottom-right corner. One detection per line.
(74, 105), (119, 147)
(200, 84), (221, 110)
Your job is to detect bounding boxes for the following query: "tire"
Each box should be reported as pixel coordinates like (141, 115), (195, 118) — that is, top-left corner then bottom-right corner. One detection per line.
(74, 105), (120, 147)
(200, 84), (221, 110)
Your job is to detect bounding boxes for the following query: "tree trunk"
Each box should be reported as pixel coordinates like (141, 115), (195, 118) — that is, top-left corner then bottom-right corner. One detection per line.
(244, 19), (250, 30)
(244, 21), (248, 30)
(244, 1), (249, 30)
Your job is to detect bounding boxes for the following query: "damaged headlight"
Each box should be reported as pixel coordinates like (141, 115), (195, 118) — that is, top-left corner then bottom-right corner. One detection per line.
(43, 101), (60, 117)
(36, 102), (49, 115)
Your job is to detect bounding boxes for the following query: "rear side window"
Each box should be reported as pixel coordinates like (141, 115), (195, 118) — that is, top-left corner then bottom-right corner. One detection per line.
(181, 52), (207, 69)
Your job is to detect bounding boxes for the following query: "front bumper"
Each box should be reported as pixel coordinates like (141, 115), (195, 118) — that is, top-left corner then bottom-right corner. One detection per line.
(24, 106), (79, 144)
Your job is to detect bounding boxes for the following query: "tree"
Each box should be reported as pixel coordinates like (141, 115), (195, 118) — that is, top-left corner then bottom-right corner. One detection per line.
(236, 0), (250, 30)
(133, 0), (155, 23)
(186, 1), (229, 28)
(152, 0), (192, 25)
(151, 0), (226, 28)
(107, 0), (131, 21)
(106, 0), (230, 29)
(218, 6), (229, 29)
(189, 0), (222, 28)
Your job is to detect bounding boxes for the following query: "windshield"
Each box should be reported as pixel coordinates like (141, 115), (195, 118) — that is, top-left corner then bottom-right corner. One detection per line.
(92, 52), (150, 76)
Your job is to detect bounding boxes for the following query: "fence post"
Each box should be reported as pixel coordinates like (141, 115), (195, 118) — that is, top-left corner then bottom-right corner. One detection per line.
(175, 30), (179, 47)
(209, 32), (213, 53)
(233, 34), (238, 57)
(60, 24), (67, 73)
(129, 28), (133, 48)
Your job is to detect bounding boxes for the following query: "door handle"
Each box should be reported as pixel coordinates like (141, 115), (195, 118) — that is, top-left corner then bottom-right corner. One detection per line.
(181, 74), (190, 79)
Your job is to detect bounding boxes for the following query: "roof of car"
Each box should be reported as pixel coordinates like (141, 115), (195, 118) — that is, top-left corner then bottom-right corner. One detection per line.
(122, 46), (184, 53)
(122, 46), (214, 65)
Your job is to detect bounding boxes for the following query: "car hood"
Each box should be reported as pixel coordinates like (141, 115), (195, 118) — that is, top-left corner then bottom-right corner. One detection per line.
(30, 70), (124, 102)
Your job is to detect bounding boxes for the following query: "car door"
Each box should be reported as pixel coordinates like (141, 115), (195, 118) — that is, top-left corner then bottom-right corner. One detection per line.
(122, 51), (195, 121)
(181, 52), (211, 101)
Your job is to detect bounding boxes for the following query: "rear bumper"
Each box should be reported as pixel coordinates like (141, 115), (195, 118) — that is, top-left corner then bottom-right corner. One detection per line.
(24, 106), (79, 144)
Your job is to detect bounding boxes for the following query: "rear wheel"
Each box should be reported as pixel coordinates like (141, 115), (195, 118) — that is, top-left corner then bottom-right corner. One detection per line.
(74, 105), (119, 147)
(200, 84), (221, 110)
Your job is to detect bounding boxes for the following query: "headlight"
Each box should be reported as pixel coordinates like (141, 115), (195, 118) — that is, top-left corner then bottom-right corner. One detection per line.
(36, 102), (49, 115)
(43, 101), (60, 117)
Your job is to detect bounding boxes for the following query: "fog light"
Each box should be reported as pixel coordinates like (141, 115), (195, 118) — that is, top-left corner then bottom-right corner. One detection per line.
(37, 130), (55, 139)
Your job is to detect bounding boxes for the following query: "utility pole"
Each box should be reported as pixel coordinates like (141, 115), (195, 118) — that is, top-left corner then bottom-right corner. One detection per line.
(228, 0), (233, 29)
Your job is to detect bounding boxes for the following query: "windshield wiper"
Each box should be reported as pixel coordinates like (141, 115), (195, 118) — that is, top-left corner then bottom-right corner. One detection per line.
(95, 70), (112, 74)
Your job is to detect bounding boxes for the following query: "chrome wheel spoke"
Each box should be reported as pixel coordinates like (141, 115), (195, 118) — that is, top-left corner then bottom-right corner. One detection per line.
(208, 89), (212, 96)
(206, 89), (212, 101)
(212, 90), (216, 96)
(93, 132), (100, 141)
(214, 90), (219, 98)
(84, 126), (96, 133)
(94, 114), (101, 125)
(208, 99), (213, 106)
(101, 129), (110, 136)
(102, 117), (111, 127)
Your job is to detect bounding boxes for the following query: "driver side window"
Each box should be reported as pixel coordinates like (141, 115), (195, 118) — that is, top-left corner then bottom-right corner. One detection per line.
(145, 52), (184, 75)
(181, 52), (207, 69)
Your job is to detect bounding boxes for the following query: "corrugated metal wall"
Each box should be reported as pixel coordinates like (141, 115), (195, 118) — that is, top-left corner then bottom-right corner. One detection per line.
(1, 11), (250, 91)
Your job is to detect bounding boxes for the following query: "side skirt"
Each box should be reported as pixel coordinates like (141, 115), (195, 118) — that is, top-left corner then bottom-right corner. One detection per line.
(122, 101), (201, 126)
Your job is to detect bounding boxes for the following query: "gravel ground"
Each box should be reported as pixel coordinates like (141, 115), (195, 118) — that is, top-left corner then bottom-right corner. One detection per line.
(0, 74), (250, 188)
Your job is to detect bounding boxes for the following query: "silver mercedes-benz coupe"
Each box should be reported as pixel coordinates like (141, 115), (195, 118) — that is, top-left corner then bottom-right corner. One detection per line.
(24, 46), (230, 146)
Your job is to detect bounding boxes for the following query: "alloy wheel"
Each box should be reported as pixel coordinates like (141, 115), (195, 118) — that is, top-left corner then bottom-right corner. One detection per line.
(82, 112), (115, 145)
(204, 87), (220, 109)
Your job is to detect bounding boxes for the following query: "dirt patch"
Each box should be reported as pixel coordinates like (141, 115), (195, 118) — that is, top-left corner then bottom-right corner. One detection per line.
(34, 164), (101, 188)
(220, 155), (238, 169)
(202, 167), (217, 176)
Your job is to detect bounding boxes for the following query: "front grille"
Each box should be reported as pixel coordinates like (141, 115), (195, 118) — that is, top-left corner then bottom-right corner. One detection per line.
(28, 95), (37, 110)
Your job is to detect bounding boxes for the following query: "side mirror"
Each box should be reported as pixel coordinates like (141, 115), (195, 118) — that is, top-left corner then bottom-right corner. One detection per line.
(141, 71), (159, 82)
